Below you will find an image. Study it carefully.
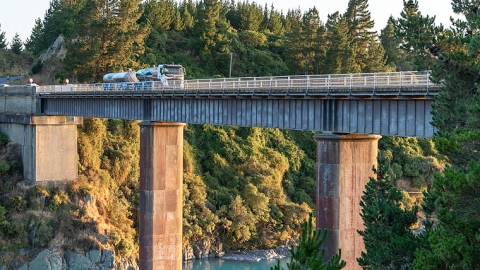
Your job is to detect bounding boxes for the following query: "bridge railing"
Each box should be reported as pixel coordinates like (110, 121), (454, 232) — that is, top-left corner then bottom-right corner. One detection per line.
(36, 71), (439, 96)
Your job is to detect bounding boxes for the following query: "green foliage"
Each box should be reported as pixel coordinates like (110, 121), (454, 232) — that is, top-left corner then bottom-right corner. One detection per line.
(0, 160), (10, 175)
(33, 219), (54, 248)
(414, 162), (480, 269)
(6, 194), (27, 212)
(184, 125), (313, 249)
(0, 132), (8, 146)
(0, 23), (7, 49)
(31, 60), (43, 74)
(75, 118), (139, 257)
(357, 168), (421, 270)
(10, 33), (23, 55)
(394, 1), (480, 269)
(64, 0), (149, 82)
(271, 213), (346, 270)
(378, 136), (446, 189)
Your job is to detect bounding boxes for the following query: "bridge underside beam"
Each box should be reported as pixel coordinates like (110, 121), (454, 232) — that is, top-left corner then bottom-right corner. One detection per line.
(43, 98), (435, 138)
(139, 121), (185, 270)
(314, 133), (381, 270)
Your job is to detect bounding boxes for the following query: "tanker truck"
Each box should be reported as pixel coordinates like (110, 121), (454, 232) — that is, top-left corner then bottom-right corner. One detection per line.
(102, 64), (185, 90)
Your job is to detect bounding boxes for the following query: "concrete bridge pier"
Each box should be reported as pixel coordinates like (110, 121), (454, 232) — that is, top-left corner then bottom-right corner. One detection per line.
(314, 133), (381, 270)
(0, 115), (83, 184)
(139, 121), (185, 270)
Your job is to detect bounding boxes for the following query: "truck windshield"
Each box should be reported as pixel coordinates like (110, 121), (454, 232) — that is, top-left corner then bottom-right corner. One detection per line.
(164, 66), (184, 75)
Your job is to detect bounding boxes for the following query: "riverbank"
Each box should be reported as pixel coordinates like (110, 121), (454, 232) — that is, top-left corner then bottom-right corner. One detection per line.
(220, 246), (291, 262)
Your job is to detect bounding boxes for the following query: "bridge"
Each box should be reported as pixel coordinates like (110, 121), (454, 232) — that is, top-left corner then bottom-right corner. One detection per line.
(0, 71), (439, 270)
(37, 71), (438, 137)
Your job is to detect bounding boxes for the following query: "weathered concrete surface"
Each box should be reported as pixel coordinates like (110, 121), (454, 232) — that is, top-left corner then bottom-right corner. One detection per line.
(139, 121), (185, 270)
(0, 86), (40, 115)
(314, 133), (381, 270)
(0, 86), (83, 184)
(0, 115), (82, 184)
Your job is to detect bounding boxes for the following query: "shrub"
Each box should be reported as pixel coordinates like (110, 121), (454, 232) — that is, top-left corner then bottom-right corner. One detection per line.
(0, 160), (10, 175)
(33, 219), (54, 248)
(0, 132), (8, 146)
(6, 195), (27, 212)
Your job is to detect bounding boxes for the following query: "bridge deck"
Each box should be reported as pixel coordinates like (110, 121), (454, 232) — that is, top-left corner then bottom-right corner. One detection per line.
(36, 71), (440, 99)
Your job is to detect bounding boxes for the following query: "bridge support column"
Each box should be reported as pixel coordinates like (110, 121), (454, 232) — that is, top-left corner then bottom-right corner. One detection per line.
(139, 121), (185, 270)
(0, 115), (83, 185)
(314, 133), (381, 270)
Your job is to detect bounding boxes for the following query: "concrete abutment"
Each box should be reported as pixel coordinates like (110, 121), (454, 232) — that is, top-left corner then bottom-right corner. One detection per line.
(0, 115), (82, 184)
(314, 133), (381, 270)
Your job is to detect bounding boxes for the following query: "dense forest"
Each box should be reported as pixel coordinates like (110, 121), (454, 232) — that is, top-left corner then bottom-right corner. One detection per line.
(0, 0), (478, 269)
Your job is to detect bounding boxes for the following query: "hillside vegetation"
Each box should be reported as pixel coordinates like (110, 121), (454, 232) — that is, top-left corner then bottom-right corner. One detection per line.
(2, 0), (475, 268)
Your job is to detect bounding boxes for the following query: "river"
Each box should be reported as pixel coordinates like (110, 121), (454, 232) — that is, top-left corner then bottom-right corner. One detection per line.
(183, 257), (290, 269)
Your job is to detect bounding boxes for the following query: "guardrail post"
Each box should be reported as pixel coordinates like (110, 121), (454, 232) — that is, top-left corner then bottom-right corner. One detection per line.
(328, 75), (331, 95)
(306, 75), (310, 95)
(349, 74), (353, 95)
(399, 71), (403, 95)
(287, 76), (291, 95)
(269, 77), (272, 95)
(426, 70), (430, 95)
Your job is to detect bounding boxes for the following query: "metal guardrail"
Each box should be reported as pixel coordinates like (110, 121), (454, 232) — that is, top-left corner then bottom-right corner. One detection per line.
(36, 71), (440, 97)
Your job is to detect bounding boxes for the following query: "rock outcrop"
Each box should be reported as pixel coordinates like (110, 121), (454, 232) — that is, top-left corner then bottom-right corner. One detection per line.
(33, 35), (67, 66)
(16, 248), (138, 270)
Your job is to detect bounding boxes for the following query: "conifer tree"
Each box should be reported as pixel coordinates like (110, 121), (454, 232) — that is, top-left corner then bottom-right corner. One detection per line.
(284, 8), (304, 74)
(271, 213), (346, 270)
(65, 0), (149, 82)
(190, 0), (233, 75)
(322, 13), (360, 74)
(179, 0), (195, 31)
(357, 168), (420, 270)
(10, 33), (23, 54)
(395, 0), (480, 268)
(394, 0), (437, 70)
(379, 16), (414, 71)
(344, 0), (385, 72)
(302, 7), (325, 75)
(265, 5), (284, 35)
(0, 24), (7, 49)
(24, 18), (43, 53)
(237, 1), (264, 32)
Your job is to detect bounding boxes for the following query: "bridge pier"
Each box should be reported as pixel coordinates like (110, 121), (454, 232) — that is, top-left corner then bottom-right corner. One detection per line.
(0, 115), (82, 184)
(314, 133), (381, 270)
(139, 121), (185, 270)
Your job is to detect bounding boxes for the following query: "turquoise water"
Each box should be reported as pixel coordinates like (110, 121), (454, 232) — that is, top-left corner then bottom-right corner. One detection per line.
(183, 257), (289, 270)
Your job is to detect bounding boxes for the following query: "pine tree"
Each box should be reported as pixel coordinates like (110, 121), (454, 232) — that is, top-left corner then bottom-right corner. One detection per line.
(0, 23), (7, 49)
(379, 16), (414, 71)
(322, 13), (360, 74)
(343, 0), (383, 72)
(265, 5), (284, 35)
(65, 0), (149, 82)
(301, 7), (325, 75)
(284, 8), (304, 74)
(357, 168), (420, 270)
(142, 0), (177, 31)
(395, 0), (480, 269)
(28, 0), (80, 56)
(271, 213), (346, 270)
(190, 0), (233, 76)
(10, 33), (23, 54)
(394, 0), (437, 70)
(237, 1), (264, 32)
(179, 0), (195, 31)
(24, 18), (43, 53)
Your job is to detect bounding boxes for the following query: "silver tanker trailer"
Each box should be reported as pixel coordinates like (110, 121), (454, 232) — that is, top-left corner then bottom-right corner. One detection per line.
(102, 64), (185, 90)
